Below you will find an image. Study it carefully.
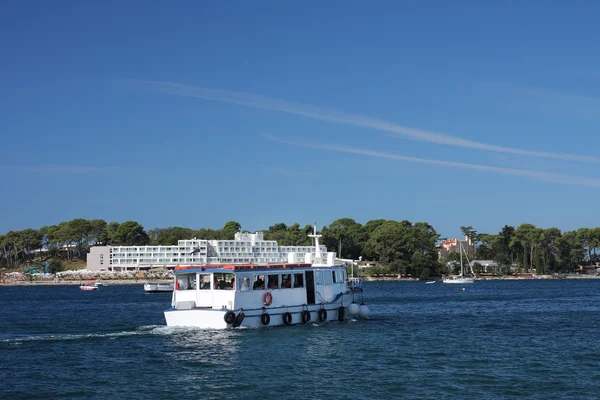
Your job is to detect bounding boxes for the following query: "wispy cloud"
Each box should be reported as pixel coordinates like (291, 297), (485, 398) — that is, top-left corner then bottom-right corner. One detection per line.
(132, 79), (600, 163)
(262, 133), (600, 188)
(0, 165), (116, 175)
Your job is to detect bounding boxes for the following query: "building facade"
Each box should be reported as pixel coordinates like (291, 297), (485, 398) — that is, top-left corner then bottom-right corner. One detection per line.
(437, 236), (475, 260)
(87, 231), (332, 272)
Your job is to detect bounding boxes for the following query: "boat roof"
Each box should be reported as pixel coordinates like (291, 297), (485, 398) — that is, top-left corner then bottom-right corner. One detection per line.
(173, 263), (342, 275)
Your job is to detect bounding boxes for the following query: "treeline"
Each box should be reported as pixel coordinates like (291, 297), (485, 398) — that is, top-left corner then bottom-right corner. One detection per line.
(1, 218), (598, 278)
(460, 224), (594, 274)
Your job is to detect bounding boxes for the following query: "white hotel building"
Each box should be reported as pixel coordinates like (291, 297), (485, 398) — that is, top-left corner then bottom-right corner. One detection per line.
(86, 231), (333, 272)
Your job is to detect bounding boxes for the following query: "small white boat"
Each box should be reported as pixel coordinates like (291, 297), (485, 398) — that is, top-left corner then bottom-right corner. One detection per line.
(425, 280), (436, 284)
(144, 282), (174, 293)
(442, 275), (475, 284)
(80, 282), (98, 291)
(93, 281), (107, 287)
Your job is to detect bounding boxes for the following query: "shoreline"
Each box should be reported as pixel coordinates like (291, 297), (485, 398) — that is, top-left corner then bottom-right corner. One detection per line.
(0, 279), (172, 286)
(366, 274), (600, 282)
(2, 275), (598, 286)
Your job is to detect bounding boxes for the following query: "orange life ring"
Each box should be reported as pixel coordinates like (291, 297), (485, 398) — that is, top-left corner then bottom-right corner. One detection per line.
(263, 292), (273, 306)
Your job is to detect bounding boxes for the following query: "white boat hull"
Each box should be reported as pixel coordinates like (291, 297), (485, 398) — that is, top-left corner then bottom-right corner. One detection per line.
(442, 276), (475, 284)
(164, 296), (357, 329)
(144, 283), (174, 293)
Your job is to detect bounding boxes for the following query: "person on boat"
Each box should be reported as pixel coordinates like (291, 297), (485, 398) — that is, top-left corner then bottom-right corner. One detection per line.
(253, 277), (264, 290)
(199, 277), (210, 290)
(241, 277), (250, 291)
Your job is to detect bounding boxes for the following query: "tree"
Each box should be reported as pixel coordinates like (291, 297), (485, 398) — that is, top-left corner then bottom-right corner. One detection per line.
(114, 221), (149, 246)
(20, 229), (42, 263)
(476, 234), (497, 261)
(68, 218), (92, 259)
(495, 225), (516, 268)
(106, 222), (120, 245)
(511, 224), (542, 272)
(460, 226), (478, 244)
(150, 227), (195, 245)
(89, 219), (108, 245)
(47, 258), (65, 274)
(322, 218), (364, 259)
(538, 227), (561, 273)
(221, 221), (242, 240)
(364, 221), (410, 265)
(558, 231), (585, 272)
(577, 228), (593, 264)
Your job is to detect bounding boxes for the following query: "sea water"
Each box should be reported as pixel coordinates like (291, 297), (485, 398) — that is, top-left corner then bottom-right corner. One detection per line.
(2, 280), (600, 399)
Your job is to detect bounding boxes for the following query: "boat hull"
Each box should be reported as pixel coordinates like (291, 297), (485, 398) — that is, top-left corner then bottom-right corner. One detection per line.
(442, 277), (475, 284)
(164, 296), (356, 329)
(144, 283), (174, 293)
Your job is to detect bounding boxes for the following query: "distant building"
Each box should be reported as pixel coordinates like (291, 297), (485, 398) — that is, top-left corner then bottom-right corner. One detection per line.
(469, 260), (499, 273)
(437, 236), (475, 259)
(86, 231), (334, 272)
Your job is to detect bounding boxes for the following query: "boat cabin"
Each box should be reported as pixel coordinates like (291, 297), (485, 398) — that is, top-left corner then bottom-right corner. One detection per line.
(171, 263), (349, 311)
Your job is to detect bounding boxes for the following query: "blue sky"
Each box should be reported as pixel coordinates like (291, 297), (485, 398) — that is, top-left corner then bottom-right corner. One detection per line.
(1, 0), (600, 239)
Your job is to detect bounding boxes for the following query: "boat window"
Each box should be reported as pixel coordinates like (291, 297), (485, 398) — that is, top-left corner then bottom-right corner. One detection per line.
(281, 273), (292, 289)
(198, 274), (211, 290)
(293, 273), (304, 288)
(176, 274), (195, 290)
(332, 271), (337, 283)
(239, 275), (252, 291)
(324, 271), (333, 285)
(315, 271), (323, 285)
(253, 274), (265, 290)
(214, 273), (235, 290)
(267, 274), (279, 289)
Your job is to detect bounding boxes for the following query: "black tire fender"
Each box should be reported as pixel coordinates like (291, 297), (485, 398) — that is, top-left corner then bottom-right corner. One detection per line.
(261, 313), (270, 326)
(233, 312), (245, 328)
(301, 310), (310, 324)
(318, 308), (327, 322)
(337, 306), (345, 322)
(224, 311), (236, 324)
(282, 312), (292, 325)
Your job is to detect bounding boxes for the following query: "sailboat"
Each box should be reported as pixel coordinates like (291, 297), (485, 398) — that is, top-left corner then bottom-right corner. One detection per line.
(442, 241), (475, 284)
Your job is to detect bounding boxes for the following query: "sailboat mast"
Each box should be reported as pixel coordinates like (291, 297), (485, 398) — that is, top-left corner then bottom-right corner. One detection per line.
(460, 241), (463, 276)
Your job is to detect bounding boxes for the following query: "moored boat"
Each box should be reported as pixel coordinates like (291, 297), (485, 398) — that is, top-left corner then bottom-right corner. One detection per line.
(443, 241), (475, 284)
(164, 224), (369, 329)
(144, 282), (175, 293)
(80, 281), (98, 291)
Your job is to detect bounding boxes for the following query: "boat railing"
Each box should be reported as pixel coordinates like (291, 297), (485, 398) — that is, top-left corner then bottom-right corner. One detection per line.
(348, 277), (362, 290)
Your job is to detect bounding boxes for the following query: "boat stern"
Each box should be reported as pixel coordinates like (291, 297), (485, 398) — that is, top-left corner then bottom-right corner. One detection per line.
(164, 308), (230, 329)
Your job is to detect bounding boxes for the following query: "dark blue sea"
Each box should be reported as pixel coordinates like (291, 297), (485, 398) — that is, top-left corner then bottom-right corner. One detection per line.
(2, 280), (600, 399)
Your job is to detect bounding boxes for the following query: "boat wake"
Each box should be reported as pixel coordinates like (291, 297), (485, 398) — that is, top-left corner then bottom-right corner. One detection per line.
(0, 325), (183, 345)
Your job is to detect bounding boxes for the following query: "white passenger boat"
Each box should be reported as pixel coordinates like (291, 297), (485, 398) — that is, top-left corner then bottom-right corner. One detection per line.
(164, 225), (369, 329)
(144, 282), (175, 293)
